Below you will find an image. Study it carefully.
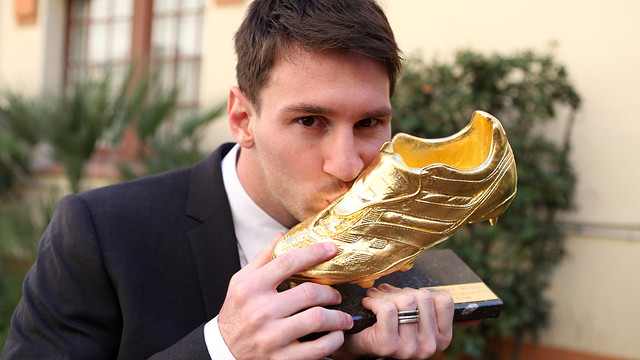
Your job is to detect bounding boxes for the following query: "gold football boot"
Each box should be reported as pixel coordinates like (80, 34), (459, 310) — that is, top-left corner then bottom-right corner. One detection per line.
(272, 110), (517, 288)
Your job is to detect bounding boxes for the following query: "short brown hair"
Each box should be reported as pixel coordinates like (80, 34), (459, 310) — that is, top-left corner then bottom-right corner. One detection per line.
(234, 0), (403, 109)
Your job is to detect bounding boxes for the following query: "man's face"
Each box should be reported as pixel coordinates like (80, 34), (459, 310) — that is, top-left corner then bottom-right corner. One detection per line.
(232, 50), (392, 228)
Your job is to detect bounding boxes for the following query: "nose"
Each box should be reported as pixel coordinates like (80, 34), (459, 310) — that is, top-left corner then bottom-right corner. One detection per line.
(322, 130), (364, 183)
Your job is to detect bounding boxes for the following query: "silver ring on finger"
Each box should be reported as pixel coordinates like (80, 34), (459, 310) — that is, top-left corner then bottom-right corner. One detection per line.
(398, 309), (419, 324)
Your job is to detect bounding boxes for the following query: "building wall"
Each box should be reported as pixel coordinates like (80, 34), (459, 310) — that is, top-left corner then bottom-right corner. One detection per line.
(382, 2), (640, 359)
(200, 1), (248, 146)
(1, 0), (638, 359)
(0, 0), (44, 92)
(543, 235), (640, 359)
(0, 0), (66, 93)
(40, 0), (66, 91)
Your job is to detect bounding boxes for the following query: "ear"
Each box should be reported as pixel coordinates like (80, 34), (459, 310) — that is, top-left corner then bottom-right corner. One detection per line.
(228, 86), (256, 148)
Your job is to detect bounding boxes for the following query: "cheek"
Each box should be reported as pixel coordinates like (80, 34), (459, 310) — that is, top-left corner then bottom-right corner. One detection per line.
(363, 147), (380, 167)
(267, 145), (320, 185)
(283, 142), (324, 177)
(360, 137), (389, 168)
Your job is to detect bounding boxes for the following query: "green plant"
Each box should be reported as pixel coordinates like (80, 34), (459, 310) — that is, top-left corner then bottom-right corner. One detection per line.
(0, 70), (136, 193)
(0, 65), (224, 349)
(116, 97), (226, 179)
(391, 49), (580, 359)
(0, 191), (57, 349)
(0, 91), (43, 349)
(0, 94), (41, 194)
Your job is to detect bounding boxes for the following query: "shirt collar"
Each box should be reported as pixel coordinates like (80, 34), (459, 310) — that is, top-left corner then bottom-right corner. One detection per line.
(221, 144), (288, 267)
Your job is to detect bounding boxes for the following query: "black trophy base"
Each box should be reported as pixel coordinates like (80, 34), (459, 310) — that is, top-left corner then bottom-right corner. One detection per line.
(282, 249), (502, 337)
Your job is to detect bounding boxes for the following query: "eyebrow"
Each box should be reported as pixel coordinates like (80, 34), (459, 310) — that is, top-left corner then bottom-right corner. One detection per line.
(283, 103), (394, 118)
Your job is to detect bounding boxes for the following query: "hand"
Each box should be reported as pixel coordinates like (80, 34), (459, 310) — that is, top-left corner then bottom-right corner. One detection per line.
(217, 234), (354, 360)
(337, 283), (454, 359)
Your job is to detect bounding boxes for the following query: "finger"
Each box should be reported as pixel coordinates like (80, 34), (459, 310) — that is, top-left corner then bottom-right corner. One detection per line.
(367, 284), (419, 313)
(365, 284), (420, 338)
(432, 291), (454, 350)
(274, 330), (345, 360)
(282, 306), (353, 340)
(361, 295), (399, 338)
(414, 288), (437, 333)
(388, 287), (421, 348)
(257, 241), (338, 289)
(368, 282), (400, 296)
(228, 233), (283, 287)
(273, 282), (342, 318)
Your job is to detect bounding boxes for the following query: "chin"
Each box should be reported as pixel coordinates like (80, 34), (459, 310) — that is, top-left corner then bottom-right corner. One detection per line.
(298, 206), (326, 222)
(295, 199), (334, 222)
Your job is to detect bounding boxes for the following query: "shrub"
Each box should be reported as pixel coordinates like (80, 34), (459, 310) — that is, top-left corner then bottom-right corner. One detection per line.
(391, 49), (580, 359)
(0, 65), (224, 348)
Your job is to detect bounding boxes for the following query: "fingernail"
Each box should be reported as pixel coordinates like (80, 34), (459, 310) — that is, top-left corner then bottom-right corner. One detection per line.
(346, 314), (354, 329)
(321, 242), (338, 254)
(378, 283), (394, 291)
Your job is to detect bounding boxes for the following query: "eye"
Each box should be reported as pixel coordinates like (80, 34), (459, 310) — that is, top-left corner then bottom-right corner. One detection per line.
(297, 116), (324, 128)
(355, 118), (377, 128)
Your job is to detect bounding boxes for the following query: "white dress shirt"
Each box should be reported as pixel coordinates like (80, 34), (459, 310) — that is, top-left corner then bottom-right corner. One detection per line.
(204, 144), (288, 359)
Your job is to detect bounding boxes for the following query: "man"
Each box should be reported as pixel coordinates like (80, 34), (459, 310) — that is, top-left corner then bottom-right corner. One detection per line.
(2, 0), (456, 359)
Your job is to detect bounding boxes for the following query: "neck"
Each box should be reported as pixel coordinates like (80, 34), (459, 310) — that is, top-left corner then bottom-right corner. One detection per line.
(235, 147), (298, 228)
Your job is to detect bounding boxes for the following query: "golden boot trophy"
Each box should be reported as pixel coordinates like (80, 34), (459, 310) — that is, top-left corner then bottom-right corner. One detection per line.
(273, 110), (517, 288)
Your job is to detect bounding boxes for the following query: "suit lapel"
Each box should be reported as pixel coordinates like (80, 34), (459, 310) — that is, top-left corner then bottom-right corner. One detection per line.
(185, 144), (241, 319)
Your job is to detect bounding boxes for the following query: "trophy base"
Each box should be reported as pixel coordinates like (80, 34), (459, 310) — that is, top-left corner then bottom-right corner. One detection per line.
(282, 249), (502, 337)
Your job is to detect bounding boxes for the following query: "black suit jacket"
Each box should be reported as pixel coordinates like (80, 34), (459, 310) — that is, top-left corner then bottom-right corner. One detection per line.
(2, 144), (241, 359)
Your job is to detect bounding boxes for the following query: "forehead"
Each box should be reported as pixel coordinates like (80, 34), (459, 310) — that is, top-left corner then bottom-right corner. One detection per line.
(257, 49), (391, 112)
(273, 48), (386, 81)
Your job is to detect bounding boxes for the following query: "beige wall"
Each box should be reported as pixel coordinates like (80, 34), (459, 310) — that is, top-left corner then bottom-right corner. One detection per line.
(41, 0), (66, 91)
(0, 0), (43, 92)
(0, 0), (65, 93)
(1, 0), (639, 358)
(200, 2), (249, 147)
(381, 2), (640, 358)
(542, 235), (640, 359)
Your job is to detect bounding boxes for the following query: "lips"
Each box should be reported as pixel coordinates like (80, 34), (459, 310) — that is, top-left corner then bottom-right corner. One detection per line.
(314, 182), (354, 212)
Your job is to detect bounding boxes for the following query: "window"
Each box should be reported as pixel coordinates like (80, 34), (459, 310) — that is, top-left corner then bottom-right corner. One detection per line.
(151, 0), (205, 109)
(66, 0), (205, 110)
(67, 0), (134, 86)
